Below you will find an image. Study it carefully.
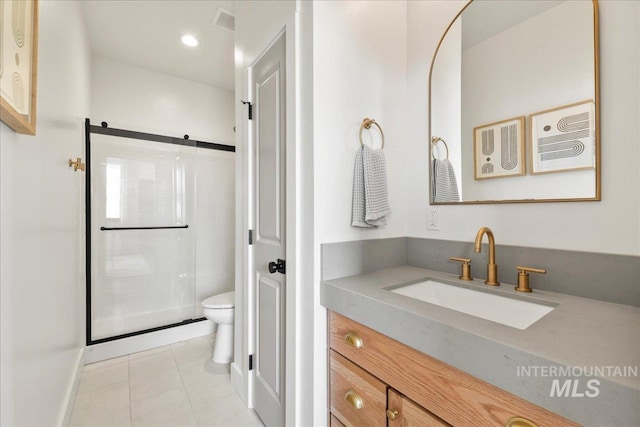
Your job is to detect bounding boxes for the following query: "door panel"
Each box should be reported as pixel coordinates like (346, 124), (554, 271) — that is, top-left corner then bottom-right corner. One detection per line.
(256, 69), (282, 244)
(256, 273), (281, 395)
(252, 32), (286, 427)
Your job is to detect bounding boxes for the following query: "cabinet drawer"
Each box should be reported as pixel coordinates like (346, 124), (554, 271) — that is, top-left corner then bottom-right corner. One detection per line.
(388, 388), (450, 427)
(329, 311), (391, 373)
(329, 311), (581, 427)
(330, 350), (387, 427)
(330, 413), (346, 427)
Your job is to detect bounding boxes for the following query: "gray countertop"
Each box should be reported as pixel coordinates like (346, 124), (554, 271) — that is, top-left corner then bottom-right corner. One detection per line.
(321, 265), (640, 427)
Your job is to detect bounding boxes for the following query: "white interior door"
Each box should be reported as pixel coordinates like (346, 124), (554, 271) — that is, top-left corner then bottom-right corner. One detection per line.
(252, 32), (286, 427)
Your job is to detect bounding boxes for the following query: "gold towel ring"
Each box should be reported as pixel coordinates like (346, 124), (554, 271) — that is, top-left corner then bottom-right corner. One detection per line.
(359, 118), (385, 149)
(431, 136), (449, 160)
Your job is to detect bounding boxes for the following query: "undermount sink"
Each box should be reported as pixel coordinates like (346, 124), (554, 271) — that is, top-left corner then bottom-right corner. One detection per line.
(388, 279), (555, 330)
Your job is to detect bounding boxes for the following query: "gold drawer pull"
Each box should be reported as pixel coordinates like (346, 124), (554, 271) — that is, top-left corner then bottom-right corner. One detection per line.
(344, 331), (363, 349)
(386, 409), (399, 421)
(344, 390), (363, 409)
(506, 416), (538, 427)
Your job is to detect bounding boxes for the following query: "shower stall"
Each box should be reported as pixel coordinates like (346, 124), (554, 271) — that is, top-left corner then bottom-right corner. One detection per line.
(85, 119), (235, 345)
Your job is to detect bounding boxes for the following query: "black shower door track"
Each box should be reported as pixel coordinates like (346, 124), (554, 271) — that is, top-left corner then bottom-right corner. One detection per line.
(84, 118), (235, 346)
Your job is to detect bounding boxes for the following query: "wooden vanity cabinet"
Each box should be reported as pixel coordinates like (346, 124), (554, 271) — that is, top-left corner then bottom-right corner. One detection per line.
(328, 311), (581, 427)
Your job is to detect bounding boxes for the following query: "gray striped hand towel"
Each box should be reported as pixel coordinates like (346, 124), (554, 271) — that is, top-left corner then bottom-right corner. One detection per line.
(352, 146), (391, 227)
(432, 158), (460, 202)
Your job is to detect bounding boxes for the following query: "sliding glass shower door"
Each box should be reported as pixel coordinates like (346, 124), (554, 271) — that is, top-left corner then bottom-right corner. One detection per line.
(90, 134), (197, 342)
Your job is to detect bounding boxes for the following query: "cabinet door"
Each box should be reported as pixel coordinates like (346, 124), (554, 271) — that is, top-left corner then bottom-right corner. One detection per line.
(387, 388), (450, 427)
(330, 350), (387, 427)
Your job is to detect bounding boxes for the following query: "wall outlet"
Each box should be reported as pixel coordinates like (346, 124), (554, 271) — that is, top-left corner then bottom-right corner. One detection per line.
(427, 206), (440, 231)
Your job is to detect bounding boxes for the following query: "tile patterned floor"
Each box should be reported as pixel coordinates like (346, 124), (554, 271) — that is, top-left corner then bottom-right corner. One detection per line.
(70, 335), (264, 427)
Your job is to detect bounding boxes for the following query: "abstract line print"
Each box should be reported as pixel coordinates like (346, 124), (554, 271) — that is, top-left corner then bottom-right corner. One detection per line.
(531, 101), (595, 174)
(474, 116), (525, 180)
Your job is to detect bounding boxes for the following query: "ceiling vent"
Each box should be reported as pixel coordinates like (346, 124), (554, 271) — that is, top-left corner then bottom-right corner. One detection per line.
(212, 7), (235, 31)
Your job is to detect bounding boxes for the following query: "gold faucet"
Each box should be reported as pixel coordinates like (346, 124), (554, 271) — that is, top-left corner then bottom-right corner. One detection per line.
(474, 227), (500, 286)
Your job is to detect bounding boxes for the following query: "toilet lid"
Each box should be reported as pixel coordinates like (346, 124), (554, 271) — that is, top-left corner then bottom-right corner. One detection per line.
(202, 291), (235, 309)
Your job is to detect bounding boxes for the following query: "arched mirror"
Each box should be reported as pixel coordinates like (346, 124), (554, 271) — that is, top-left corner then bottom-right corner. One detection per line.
(429, 0), (599, 204)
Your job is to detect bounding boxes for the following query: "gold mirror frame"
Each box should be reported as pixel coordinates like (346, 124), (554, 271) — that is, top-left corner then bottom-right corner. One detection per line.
(428, 0), (600, 205)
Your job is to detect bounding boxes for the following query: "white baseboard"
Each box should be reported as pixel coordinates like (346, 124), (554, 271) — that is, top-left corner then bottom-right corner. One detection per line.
(84, 320), (214, 364)
(58, 347), (85, 427)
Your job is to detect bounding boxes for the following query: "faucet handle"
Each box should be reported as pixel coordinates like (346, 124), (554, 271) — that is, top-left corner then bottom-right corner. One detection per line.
(450, 257), (473, 281)
(515, 266), (547, 292)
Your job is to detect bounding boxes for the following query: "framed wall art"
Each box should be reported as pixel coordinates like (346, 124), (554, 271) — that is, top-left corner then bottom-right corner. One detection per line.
(0, 0), (39, 135)
(473, 116), (525, 180)
(529, 100), (595, 175)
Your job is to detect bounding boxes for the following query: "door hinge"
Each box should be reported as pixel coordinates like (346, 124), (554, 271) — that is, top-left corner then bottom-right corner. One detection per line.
(248, 229), (253, 245)
(249, 354), (254, 371)
(241, 100), (253, 120)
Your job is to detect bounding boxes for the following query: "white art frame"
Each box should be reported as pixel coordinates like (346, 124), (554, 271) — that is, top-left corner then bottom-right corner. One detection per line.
(530, 100), (595, 175)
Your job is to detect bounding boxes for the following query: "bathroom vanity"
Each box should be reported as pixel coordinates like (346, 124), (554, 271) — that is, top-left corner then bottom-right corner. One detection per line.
(321, 265), (640, 426)
(329, 311), (577, 426)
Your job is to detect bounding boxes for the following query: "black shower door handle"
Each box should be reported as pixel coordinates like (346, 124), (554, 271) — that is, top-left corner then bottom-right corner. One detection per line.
(100, 225), (189, 231)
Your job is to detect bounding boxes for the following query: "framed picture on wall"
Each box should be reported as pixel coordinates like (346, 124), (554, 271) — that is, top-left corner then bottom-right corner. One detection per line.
(529, 100), (595, 175)
(473, 116), (525, 180)
(0, 0), (39, 135)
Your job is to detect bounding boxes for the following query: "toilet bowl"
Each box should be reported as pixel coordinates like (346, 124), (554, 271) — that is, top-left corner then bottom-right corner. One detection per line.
(201, 291), (235, 364)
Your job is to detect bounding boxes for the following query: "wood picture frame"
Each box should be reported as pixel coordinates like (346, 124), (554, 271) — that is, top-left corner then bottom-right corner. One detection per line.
(529, 100), (595, 175)
(473, 116), (525, 180)
(0, 0), (39, 135)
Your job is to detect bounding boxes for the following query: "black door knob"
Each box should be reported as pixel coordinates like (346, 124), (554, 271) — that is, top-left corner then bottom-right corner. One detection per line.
(268, 259), (286, 274)
(268, 261), (278, 273)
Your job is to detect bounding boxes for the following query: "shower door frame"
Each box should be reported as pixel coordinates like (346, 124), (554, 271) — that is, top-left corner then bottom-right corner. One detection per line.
(84, 118), (236, 346)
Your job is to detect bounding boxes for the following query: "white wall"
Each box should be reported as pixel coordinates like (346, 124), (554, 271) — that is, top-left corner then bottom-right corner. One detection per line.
(91, 56), (235, 144)
(313, 1), (408, 425)
(313, 0), (408, 244)
(0, 1), (90, 425)
(407, 0), (640, 256)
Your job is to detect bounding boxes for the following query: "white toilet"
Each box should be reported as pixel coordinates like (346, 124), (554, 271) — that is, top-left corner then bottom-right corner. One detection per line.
(201, 291), (235, 364)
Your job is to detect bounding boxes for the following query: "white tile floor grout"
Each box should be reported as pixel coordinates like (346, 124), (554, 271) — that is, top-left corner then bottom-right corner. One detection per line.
(69, 335), (264, 427)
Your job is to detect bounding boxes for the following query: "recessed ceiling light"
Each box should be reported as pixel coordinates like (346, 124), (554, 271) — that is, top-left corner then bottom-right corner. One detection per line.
(181, 34), (199, 47)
